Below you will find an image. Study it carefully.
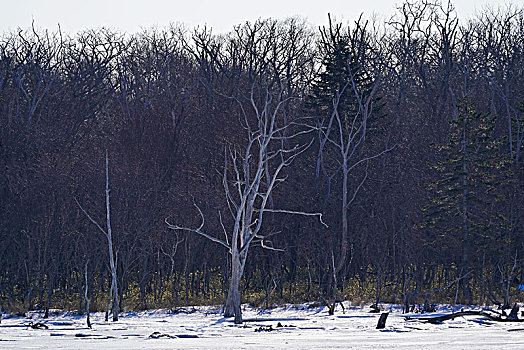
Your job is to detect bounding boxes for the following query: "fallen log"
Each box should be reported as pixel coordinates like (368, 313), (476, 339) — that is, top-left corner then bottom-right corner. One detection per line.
(230, 317), (307, 322)
(405, 311), (481, 324)
(149, 331), (173, 339)
(170, 307), (197, 314)
(25, 321), (49, 329)
(405, 309), (524, 324)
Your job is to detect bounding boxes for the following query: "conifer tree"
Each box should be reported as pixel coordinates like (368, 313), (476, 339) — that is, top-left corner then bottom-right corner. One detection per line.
(423, 98), (512, 300)
(306, 16), (374, 134)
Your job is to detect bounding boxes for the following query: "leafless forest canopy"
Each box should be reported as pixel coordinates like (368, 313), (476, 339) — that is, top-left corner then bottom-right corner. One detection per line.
(0, 1), (522, 317)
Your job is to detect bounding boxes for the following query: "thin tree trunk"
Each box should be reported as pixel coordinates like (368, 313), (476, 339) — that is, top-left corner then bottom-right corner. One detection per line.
(331, 249), (338, 301)
(460, 125), (471, 303)
(43, 283), (51, 319)
(337, 161), (349, 276)
(105, 150), (119, 321)
(85, 261), (91, 329)
(105, 283), (111, 322)
(76, 150), (119, 322)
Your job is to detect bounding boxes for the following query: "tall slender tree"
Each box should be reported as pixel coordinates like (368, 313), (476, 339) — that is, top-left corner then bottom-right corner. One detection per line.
(307, 16), (392, 299)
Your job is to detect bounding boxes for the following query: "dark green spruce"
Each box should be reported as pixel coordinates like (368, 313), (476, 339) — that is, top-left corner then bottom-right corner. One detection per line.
(422, 98), (513, 301)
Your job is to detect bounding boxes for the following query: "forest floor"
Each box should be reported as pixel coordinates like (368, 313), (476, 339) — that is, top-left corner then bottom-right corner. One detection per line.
(0, 302), (523, 349)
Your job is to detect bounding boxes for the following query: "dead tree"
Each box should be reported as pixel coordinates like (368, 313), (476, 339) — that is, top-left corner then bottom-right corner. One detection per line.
(376, 312), (389, 329)
(167, 81), (325, 324)
(76, 150), (119, 322)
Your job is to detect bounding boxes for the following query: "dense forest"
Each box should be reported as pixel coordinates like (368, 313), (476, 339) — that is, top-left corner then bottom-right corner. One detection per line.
(0, 1), (522, 322)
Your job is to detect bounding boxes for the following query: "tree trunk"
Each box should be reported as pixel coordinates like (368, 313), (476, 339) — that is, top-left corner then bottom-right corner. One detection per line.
(337, 161), (349, 277)
(376, 312), (389, 329)
(224, 253), (243, 324)
(110, 273), (119, 321)
(105, 285), (111, 322)
(105, 150), (119, 321)
(460, 128), (472, 303)
(84, 261), (91, 328)
(508, 303), (519, 320)
(43, 270), (54, 319)
(43, 284), (51, 319)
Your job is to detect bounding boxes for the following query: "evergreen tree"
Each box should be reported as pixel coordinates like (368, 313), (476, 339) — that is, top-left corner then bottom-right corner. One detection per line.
(422, 98), (512, 300)
(306, 16), (374, 133)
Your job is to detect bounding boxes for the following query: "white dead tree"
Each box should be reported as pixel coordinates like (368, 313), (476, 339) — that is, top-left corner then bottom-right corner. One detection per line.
(76, 150), (119, 322)
(167, 82), (326, 324)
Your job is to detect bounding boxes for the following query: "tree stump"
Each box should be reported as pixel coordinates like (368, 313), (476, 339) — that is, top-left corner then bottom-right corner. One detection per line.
(376, 312), (389, 329)
(508, 303), (520, 320)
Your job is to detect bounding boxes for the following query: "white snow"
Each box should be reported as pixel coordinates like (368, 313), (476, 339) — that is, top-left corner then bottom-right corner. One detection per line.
(1, 303), (523, 349)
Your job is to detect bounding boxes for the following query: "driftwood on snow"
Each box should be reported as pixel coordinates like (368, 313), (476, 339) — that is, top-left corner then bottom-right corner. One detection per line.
(319, 297), (345, 316)
(170, 307), (197, 314)
(25, 321), (49, 329)
(405, 306), (523, 324)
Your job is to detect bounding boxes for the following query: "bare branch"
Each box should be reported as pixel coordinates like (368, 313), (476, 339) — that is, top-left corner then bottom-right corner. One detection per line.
(166, 216), (231, 252)
(346, 144), (398, 174)
(260, 239), (285, 252)
(75, 197), (107, 236)
(257, 208), (328, 228)
(218, 211), (230, 246)
(165, 198), (231, 251)
(346, 160), (369, 207)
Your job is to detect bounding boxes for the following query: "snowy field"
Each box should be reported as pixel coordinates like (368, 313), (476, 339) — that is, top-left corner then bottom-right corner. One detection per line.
(1, 303), (523, 349)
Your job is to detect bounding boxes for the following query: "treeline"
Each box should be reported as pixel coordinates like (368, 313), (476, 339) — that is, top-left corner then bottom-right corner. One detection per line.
(0, 1), (522, 316)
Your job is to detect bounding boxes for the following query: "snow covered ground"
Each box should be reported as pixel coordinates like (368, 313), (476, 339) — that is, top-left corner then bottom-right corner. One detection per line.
(1, 303), (523, 349)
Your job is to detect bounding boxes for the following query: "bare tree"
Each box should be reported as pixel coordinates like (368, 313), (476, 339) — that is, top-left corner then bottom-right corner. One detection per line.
(76, 150), (119, 322)
(312, 18), (396, 299)
(167, 80), (325, 323)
